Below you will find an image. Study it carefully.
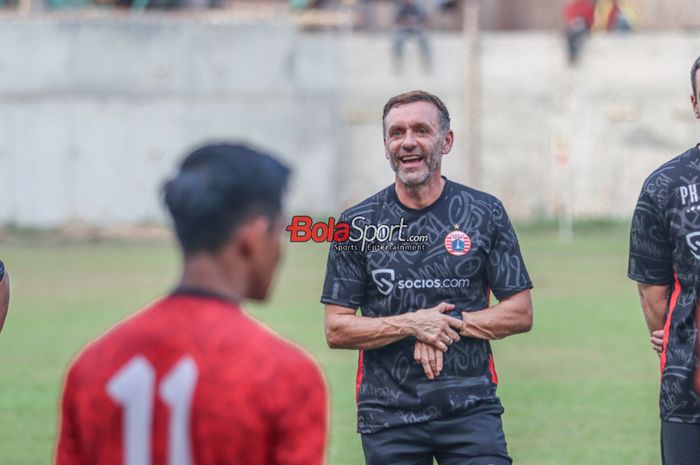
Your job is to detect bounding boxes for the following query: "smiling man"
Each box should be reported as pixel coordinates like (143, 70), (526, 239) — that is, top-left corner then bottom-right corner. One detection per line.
(322, 90), (533, 465)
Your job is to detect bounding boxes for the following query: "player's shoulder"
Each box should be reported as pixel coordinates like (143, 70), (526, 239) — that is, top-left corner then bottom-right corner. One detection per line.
(240, 318), (326, 391)
(641, 146), (699, 195)
(447, 179), (504, 210)
(252, 320), (320, 369)
(339, 184), (394, 220)
(66, 297), (168, 372)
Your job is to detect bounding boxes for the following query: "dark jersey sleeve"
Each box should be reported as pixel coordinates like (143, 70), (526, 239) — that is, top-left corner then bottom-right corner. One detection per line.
(486, 201), (533, 300)
(320, 213), (367, 309)
(628, 181), (674, 285)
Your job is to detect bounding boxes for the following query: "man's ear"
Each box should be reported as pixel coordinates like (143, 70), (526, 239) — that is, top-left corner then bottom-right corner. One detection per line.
(236, 217), (271, 259)
(692, 94), (700, 119)
(442, 129), (454, 154)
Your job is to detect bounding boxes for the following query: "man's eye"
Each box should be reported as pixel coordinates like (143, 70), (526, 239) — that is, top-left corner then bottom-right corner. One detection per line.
(391, 130), (403, 137)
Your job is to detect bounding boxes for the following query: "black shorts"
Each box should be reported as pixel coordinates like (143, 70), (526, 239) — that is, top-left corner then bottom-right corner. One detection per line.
(661, 420), (700, 465)
(361, 404), (511, 465)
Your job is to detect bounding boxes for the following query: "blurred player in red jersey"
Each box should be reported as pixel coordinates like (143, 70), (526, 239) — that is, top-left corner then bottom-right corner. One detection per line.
(54, 143), (328, 465)
(563, 0), (594, 64)
(0, 260), (9, 333)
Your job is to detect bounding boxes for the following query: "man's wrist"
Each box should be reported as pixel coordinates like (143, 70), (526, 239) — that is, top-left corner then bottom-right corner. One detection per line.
(460, 312), (472, 335)
(388, 313), (415, 338)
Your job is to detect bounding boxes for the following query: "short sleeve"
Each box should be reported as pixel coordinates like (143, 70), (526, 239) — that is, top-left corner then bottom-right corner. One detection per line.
(628, 182), (674, 285)
(320, 213), (367, 309)
(486, 201), (533, 300)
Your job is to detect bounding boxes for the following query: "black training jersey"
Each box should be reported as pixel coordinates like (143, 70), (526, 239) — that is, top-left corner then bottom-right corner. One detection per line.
(321, 178), (533, 434)
(629, 146), (700, 424)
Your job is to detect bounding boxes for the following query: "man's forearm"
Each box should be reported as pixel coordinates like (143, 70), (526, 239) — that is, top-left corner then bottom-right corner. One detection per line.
(460, 290), (533, 340)
(325, 302), (462, 351)
(325, 312), (416, 350)
(637, 283), (669, 333)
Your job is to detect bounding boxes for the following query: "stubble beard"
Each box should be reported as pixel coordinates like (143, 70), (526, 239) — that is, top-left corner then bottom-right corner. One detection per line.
(391, 149), (443, 187)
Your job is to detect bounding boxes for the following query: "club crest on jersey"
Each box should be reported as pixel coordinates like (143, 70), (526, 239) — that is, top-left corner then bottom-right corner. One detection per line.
(686, 232), (700, 259)
(444, 229), (471, 256)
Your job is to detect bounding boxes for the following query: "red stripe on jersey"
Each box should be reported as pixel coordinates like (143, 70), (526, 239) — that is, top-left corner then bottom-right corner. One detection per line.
(486, 287), (497, 383)
(660, 272), (681, 375)
(355, 350), (364, 404)
(488, 354), (499, 384)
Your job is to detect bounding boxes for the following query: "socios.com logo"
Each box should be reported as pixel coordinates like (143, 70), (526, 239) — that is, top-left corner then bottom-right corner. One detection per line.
(371, 268), (470, 296)
(371, 269), (395, 296)
(687, 231), (700, 259)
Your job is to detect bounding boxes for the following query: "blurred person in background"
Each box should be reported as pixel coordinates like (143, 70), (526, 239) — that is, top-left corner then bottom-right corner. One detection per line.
(392, 0), (431, 73)
(322, 90), (533, 465)
(628, 55), (700, 465)
(563, 0), (595, 65)
(594, 0), (638, 31)
(55, 143), (328, 465)
(0, 260), (9, 333)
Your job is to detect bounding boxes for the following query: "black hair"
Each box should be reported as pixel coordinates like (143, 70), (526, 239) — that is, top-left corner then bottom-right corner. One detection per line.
(382, 90), (451, 137)
(692, 55), (700, 97)
(163, 143), (290, 255)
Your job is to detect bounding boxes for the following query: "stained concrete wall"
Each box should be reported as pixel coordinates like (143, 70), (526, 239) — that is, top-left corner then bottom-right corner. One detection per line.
(0, 18), (699, 226)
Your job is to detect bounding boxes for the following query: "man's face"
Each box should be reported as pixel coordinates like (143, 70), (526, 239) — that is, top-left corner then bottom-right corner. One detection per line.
(247, 213), (285, 301)
(692, 69), (700, 119)
(383, 101), (453, 187)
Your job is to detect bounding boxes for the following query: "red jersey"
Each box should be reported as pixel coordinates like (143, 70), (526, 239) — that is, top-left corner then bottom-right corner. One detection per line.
(55, 291), (328, 465)
(564, 0), (595, 29)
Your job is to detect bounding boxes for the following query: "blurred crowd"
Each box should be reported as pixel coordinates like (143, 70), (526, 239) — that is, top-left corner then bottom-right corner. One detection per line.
(564, 0), (638, 64)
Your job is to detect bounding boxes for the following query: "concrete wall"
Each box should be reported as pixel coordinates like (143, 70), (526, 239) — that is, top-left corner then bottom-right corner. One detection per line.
(0, 18), (343, 226)
(0, 18), (699, 226)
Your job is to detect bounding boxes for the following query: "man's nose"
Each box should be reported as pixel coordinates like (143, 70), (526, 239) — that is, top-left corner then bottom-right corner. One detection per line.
(401, 130), (417, 150)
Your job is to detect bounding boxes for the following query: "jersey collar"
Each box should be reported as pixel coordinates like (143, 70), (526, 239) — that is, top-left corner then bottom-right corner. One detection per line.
(390, 176), (452, 214)
(170, 286), (241, 307)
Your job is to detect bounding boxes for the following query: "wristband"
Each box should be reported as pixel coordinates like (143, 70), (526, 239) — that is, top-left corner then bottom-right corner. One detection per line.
(0, 260), (4, 282)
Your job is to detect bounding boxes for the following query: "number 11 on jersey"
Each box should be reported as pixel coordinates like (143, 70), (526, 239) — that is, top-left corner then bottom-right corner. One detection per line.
(107, 355), (199, 465)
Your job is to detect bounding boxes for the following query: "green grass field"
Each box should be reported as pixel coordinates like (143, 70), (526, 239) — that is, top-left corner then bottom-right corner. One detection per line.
(0, 223), (662, 465)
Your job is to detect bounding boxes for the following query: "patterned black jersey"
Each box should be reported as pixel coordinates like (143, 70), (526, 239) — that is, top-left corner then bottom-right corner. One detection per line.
(629, 145), (700, 424)
(321, 179), (533, 434)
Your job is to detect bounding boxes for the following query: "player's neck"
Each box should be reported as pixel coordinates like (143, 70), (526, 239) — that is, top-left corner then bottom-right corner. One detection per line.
(178, 254), (247, 304)
(395, 173), (445, 210)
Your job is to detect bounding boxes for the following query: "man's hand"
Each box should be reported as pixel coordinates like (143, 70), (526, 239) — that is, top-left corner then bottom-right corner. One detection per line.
(409, 303), (462, 351)
(414, 341), (444, 380)
(651, 329), (664, 355)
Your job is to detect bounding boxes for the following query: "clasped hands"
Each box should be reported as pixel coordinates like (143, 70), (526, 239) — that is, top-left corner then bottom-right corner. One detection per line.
(409, 302), (465, 380)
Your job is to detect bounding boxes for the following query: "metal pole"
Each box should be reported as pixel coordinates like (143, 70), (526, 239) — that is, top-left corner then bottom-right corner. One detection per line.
(464, 0), (481, 189)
